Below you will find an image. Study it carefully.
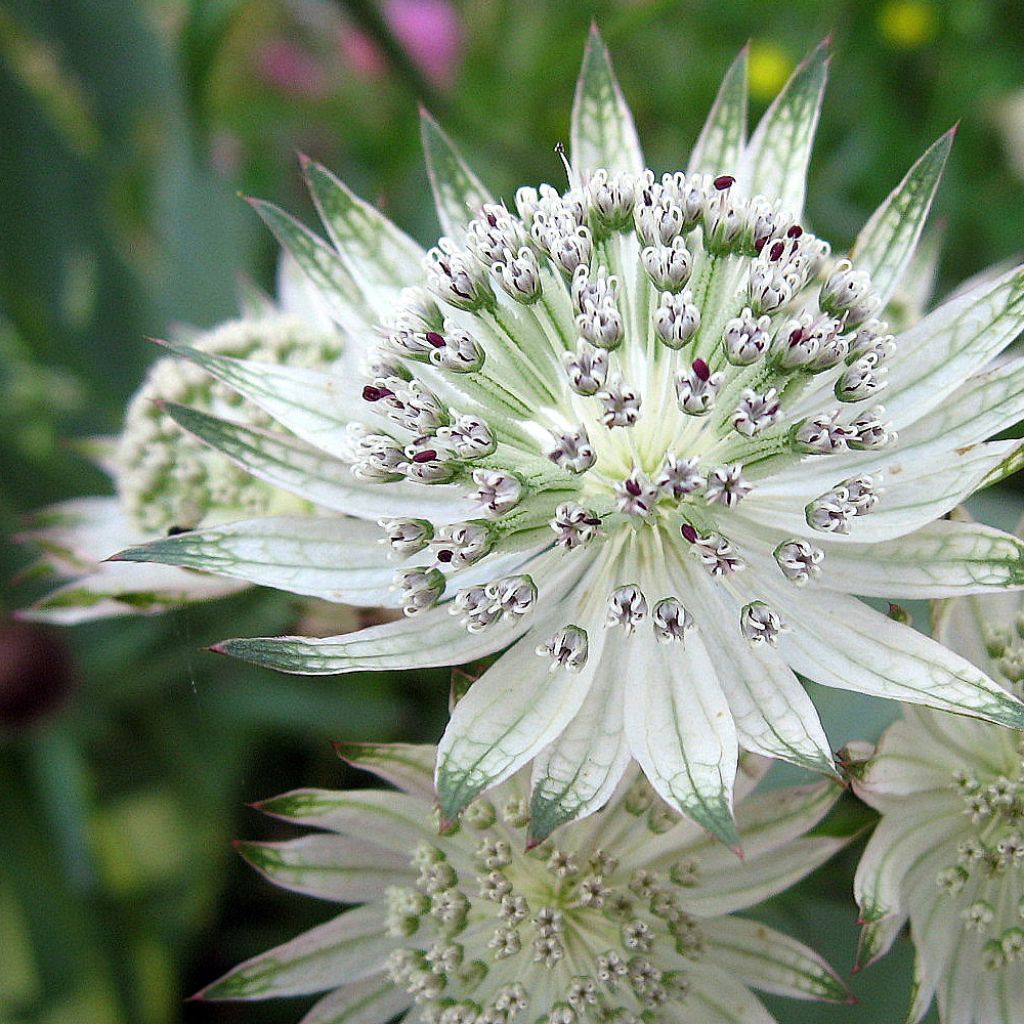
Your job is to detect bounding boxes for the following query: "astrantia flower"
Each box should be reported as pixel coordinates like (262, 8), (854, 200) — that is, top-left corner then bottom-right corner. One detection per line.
(198, 743), (852, 1023)
(111, 32), (1024, 845)
(19, 263), (344, 622)
(849, 515), (1024, 1024)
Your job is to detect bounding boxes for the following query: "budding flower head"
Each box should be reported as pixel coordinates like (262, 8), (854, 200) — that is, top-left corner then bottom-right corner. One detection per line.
(197, 744), (852, 1023)
(852, 522), (1024, 1021)
(97, 33), (1024, 849)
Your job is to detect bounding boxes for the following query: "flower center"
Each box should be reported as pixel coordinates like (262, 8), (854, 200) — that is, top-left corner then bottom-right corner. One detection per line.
(359, 168), (896, 640)
(385, 777), (706, 1024)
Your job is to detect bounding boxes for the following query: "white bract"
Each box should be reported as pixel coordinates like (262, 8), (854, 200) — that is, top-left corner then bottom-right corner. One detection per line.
(109, 31), (1024, 845)
(19, 261), (344, 622)
(849, 515), (1024, 1024)
(198, 743), (853, 1024)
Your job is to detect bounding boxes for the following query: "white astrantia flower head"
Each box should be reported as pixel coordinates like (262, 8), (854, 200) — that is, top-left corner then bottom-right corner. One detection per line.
(848, 514), (1024, 1024)
(197, 743), (854, 1023)
(18, 261), (345, 623)
(109, 30), (1024, 846)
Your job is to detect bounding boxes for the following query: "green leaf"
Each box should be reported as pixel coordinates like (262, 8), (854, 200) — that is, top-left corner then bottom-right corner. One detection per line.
(744, 38), (829, 217)
(569, 24), (644, 181)
(852, 128), (954, 307)
(688, 45), (748, 177)
(420, 109), (493, 239)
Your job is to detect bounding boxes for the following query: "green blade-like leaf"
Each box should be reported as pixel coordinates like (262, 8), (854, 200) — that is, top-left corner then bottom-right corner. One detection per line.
(570, 24), (644, 182)
(852, 128), (955, 307)
(420, 109), (493, 239)
(744, 38), (829, 217)
(688, 45), (748, 177)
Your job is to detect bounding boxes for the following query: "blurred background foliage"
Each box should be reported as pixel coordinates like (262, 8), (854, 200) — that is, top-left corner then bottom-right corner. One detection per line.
(2, 0), (1024, 1021)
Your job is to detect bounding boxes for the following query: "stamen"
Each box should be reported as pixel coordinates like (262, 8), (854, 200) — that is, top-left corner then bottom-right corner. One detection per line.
(597, 378), (641, 428)
(615, 468), (659, 516)
(654, 453), (703, 499)
(740, 601), (785, 645)
(550, 502), (601, 549)
(732, 389), (781, 437)
(654, 290), (700, 349)
(471, 469), (523, 516)
(430, 522), (493, 568)
(564, 341), (609, 396)
(437, 414), (496, 458)
(704, 464), (752, 507)
(652, 598), (694, 643)
(774, 539), (824, 585)
(395, 567), (446, 616)
(722, 308), (771, 365)
(547, 425), (597, 474)
(380, 517), (434, 557)
(607, 585), (649, 634)
(675, 359), (723, 415)
(681, 525), (744, 576)
(537, 626), (590, 672)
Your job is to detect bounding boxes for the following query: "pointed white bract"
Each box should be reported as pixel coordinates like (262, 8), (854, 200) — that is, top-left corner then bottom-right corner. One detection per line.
(198, 744), (852, 1023)
(850, 516), (1024, 1024)
(45, 33), (1024, 841)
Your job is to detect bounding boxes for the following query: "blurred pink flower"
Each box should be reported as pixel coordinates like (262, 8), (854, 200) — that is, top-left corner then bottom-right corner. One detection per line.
(340, 0), (463, 88)
(256, 39), (332, 99)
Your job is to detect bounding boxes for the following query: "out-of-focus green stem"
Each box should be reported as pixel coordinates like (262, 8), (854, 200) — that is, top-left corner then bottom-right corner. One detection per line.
(336, 0), (449, 116)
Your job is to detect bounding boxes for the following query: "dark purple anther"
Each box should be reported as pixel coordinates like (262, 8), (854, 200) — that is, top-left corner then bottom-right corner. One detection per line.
(486, 211), (498, 227)
(436, 549), (454, 563)
(426, 331), (446, 348)
(754, 236), (768, 254)
(693, 358), (710, 382)
(769, 241), (785, 262)
(362, 385), (393, 402)
(625, 478), (642, 497)
(787, 225), (803, 238)
(680, 524), (699, 544)
(789, 328), (804, 345)
(412, 449), (438, 464)
(584, 516), (601, 527)
(713, 175), (735, 191)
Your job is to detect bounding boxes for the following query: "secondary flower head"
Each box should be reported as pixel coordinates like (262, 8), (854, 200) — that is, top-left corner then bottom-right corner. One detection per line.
(112, 31), (1024, 846)
(198, 743), (852, 1023)
(849, 515), (1024, 1024)
(19, 263), (343, 622)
